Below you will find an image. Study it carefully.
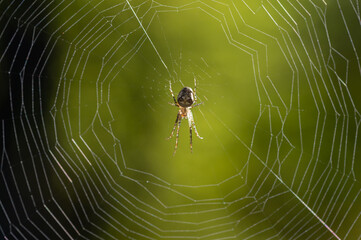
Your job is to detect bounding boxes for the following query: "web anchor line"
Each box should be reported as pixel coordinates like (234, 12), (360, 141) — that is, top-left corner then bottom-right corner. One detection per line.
(211, 110), (342, 240)
(272, 169), (341, 240)
(125, 0), (170, 75)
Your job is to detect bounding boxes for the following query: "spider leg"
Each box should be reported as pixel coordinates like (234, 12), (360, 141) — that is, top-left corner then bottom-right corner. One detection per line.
(192, 121), (203, 139)
(168, 112), (180, 139)
(187, 114), (193, 153)
(173, 117), (182, 155)
(168, 102), (178, 106)
(192, 102), (203, 108)
(189, 110), (203, 139)
(169, 81), (178, 106)
(193, 77), (198, 103)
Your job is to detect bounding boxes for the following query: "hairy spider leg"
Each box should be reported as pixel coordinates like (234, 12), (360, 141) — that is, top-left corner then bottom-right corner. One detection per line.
(168, 113), (180, 139)
(187, 113), (193, 153)
(193, 120), (203, 139)
(174, 117), (182, 155)
(192, 102), (203, 108)
(189, 110), (203, 139)
(169, 81), (178, 106)
(193, 122), (203, 139)
(193, 77), (198, 103)
(192, 78), (204, 107)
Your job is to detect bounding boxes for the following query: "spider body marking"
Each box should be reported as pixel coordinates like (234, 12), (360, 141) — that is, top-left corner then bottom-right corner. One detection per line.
(177, 87), (194, 107)
(168, 79), (203, 155)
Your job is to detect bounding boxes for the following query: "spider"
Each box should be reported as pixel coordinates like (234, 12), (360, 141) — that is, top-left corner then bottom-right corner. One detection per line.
(168, 79), (203, 155)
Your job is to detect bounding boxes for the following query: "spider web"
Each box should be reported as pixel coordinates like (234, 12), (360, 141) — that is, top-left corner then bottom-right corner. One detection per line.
(1, 0), (361, 239)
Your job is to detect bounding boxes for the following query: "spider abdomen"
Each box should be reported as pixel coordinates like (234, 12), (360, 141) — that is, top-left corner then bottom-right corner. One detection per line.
(177, 87), (194, 107)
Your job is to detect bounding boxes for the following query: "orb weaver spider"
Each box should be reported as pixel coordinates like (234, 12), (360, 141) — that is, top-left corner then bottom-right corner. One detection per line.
(168, 78), (203, 155)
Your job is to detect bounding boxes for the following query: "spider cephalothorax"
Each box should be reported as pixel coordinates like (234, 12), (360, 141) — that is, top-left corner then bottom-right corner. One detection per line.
(168, 79), (203, 155)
